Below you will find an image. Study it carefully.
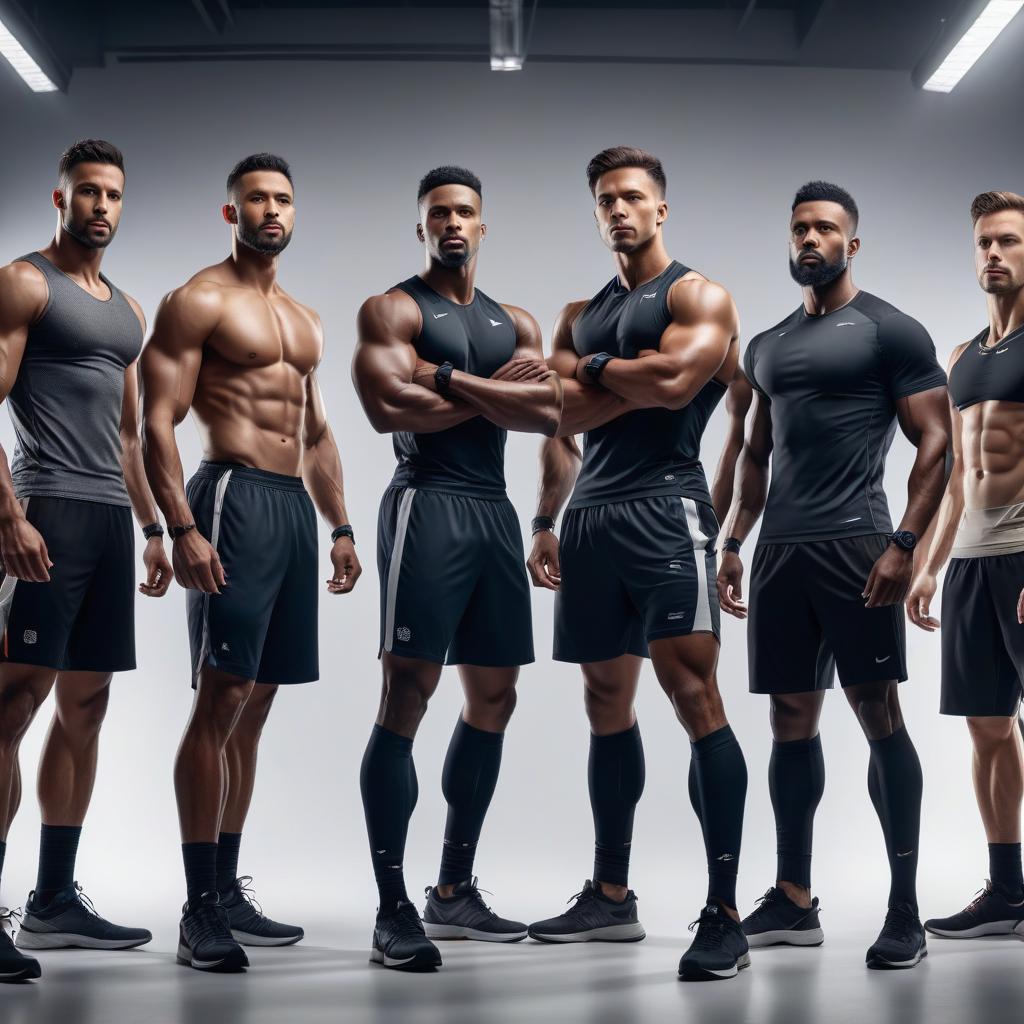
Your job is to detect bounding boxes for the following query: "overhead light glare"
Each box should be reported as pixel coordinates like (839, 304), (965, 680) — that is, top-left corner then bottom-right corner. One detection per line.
(490, 0), (524, 72)
(923, 0), (1023, 92)
(0, 21), (58, 92)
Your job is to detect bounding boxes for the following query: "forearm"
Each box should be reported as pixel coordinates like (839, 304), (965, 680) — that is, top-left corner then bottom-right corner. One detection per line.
(536, 436), (580, 519)
(721, 450), (769, 543)
(557, 379), (636, 436)
(0, 445), (24, 525)
(449, 370), (561, 437)
(710, 448), (740, 526)
(599, 354), (708, 410)
(367, 382), (478, 435)
(303, 436), (350, 527)
(141, 420), (193, 526)
(919, 465), (965, 576)
(120, 436), (161, 526)
(896, 432), (949, 539)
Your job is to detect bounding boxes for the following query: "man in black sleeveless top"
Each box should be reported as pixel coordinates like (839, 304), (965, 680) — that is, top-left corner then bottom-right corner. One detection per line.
(0, 140), (170, 981)
(526, 147), (750, 981)
(352, 166), (561, 971)
(718, 182), (950, 969)
(908, 191), (1024, 940)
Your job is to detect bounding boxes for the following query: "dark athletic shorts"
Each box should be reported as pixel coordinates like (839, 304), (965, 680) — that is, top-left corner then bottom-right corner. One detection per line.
(377, 486), (534, 666)
(554, 495), (720, 664)
(186, 462), (318, 686)
(748, 534), (907, 694)
(941, 553), (1024, 716)
(0, 496), (135, 672)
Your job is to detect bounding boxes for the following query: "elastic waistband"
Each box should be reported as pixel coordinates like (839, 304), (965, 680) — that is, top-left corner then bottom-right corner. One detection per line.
(195, 461), (306, 492)
(952, 502), (1024, 558)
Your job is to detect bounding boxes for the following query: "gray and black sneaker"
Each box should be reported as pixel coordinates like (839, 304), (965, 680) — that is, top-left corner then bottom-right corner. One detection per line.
(1, 908), (40, 982)
(16, 884), (152, 951)
(528, 880), (646, 943)
(742, 886), (824, 947)
(422, 877), (528, 942)
(925, 880), (1024, 939)
(370, 901), (442, 971)
(865, 903), (927, 970)
(678, 903), (751, 981)
(220, 876), (304, 947)
(178, 892), (249, 973)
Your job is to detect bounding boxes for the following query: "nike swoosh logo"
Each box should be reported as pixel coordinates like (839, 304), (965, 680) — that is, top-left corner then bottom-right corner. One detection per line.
(836, 322), (856, 327)
(839, 517), (862, 524)
(489, 318), (503, 326)
(433, 312), (448, 319)
(897, 849), (914, 858)
(875, 656), (891, 663)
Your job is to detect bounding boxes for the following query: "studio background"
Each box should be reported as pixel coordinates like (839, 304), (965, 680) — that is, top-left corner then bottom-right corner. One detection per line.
(1, 34), (1023, 953)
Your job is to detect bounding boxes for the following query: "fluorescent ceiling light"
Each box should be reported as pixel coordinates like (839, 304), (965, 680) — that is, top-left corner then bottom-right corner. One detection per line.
(490, 0), (524, 72)
(0, 20), (58, 92)
(923, 0), (1023, 92)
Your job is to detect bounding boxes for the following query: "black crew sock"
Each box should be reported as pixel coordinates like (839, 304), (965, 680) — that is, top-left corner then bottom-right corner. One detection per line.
(438, 719), (504, 886)
(989, 843), (1024, 898)
(182, 842), (219, 902)
(589, 722), (645, 889)
(0, 838), (6, 890)
(769, 734), (825, 890)
(690, 725), (747, 910)
(867, 726), (923, 911)
(361, 724), (418, 912)
(216, 832), (243, 893)
(35, 824), (82, 904)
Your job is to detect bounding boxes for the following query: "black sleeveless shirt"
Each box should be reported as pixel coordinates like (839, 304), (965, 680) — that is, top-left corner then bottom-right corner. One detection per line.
(948, 323), (1024, 411)
(389, 276), (517, 499)
(568, 261), (726, 509)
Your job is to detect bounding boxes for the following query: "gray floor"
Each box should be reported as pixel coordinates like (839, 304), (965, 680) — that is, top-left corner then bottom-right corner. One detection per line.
(3, 921), (1023, 1024)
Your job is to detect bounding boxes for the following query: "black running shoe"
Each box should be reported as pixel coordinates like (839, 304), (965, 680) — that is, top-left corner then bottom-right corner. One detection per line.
(528, 880), (646, 943)
(370, 901), (442, 971)
(423, 878), (528, 942)
(177, 892), (249, 973)
(17, 884), (152, 951)
(742, 886), (824, 948)
(0, 909), (40, 982)
(678, 903), (751, 981)
(220, 876), (304, 947)
(866, 903), (927, 970)
(925, 880), (1024, 939)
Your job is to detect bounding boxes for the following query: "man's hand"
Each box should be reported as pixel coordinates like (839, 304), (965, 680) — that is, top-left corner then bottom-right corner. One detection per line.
(0, 516), (52, 582)
(717, 550), (747, 619)
(327, 537), (361, 594)
(1017, 586), (1024, 626)
(492, 357), (549, 383)
(905, 572), (940, 631)
(527, 530), (561, 591)
(140, 536), (173, 597)
(172, 530), (226, 594)
(863, 544), (914, 608)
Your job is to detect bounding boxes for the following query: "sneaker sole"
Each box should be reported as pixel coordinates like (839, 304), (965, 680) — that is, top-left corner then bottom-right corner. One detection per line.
(176, 941), (248, 973)
(369, 945), (442, 971)
(924, 921), (1019, 939)
(678, 951), (751, 981)
(423, 922), (527, 943)
(231, 929), (304, 947)
(528, 922), (646, 943)
(866, 946), (927, 970)
(746, 927), (824, 948)
(0, 962), (41, 982)
(16, 930), (151, 951)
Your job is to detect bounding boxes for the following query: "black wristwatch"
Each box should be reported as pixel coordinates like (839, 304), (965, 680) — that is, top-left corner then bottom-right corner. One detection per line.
(331, 525), (355, 544)
(584, 352), (614, 384)
(169, 523), (196, 541)
(142, 523), (164, 540)
(722, 537), (742, 555)
(435, 361), (455, 397)
(888, 530), (917, 552)
(531, 515), (555, 536)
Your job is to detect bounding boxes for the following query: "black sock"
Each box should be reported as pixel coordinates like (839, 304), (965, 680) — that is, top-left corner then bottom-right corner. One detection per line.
(216, 832), (242, 892)
(589, 722), (645, 888)
(690, 725), (747, 910)
(769, 734), (825, 890)
(182, 842), (219, 902)
(361, 724), (418, 912)
(35, 824), (82, 903)
(438, 719), (504, 886)
(989, 843), (1024, 898)
(867, 726), (922, 911)
(0, 838), (6, 890)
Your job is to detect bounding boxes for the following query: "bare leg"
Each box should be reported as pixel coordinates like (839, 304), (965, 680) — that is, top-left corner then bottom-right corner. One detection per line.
(221, 684), (279, 835)
(967, 715), (1024, 844)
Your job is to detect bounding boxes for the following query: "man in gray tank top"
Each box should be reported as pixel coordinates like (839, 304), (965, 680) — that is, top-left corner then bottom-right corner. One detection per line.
(0, 140), (171, 981)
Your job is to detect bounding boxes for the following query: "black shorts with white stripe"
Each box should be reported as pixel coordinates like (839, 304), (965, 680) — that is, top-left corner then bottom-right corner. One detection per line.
(185, 461), (318, 687)
(376, 485), (534, 666)
(553, 495), (721, 664)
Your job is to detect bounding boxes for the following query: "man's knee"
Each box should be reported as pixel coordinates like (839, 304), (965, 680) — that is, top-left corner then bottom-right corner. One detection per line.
(770, 693), (823, 742)
(193, 672), (256, 736)
(967, 715), (1020, 750)
(846, 681), (902, 740)
(0, 681), (47, 747)
(55, 676), (112, 736)
(467, 684), (517, 728)
(380, 659), (441, 730)
(240, 684), (279, 732)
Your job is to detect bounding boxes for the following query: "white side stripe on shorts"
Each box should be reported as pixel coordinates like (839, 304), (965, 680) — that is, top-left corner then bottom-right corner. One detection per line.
(383, 488), (417, 653)
(196, 469), (233, 677)
(681, 497), (713, 634)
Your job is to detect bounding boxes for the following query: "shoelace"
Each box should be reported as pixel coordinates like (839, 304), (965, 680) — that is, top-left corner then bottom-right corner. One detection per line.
(388, 901), (425, 938)
(189, 901), (230, 947)
(880, 905), (920, 944)
(234, 876), (265, 917)
(959, 884), (994, 917)
(0, 907), (24, 937)
(747, 887), (783, 920)
(688, 910), (731, 948)
(72, 884), (101, 918)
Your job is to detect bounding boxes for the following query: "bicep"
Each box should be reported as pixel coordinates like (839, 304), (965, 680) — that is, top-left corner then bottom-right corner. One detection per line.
(895, 386), (950, 446)
(140, 295), (210, 424)
(0, 267), (44, 401)
(506, 306), (544, 361)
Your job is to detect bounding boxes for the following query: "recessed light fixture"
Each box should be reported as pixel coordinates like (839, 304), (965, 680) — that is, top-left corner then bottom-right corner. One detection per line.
(921, 0), (1023, 92)
(0, 19), (58, 92)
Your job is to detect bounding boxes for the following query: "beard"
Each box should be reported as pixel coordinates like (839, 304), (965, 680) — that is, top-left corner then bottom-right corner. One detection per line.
(980, 272), (1021, 295)
(237, 221), (292, 255)
(789, 251), (847, 287)
(64, 213), (115, 249)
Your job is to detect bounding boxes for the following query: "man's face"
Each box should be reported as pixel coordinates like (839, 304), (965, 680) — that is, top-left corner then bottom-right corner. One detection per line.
(55, 162), (124, 249)
(789, 200), (858, 287)
(226, 170), (295, 255)
(417, 185), (484, 268)
(593, 168), (667, 254)
(975, 210), (1024, 295)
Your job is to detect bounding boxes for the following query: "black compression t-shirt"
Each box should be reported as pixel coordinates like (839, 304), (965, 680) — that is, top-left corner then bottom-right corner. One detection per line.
(744, 290), (946, 545)
(948, 323), (1024, 410)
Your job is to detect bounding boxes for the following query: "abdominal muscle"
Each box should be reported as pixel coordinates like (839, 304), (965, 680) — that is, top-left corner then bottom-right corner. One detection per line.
(961, 400), (1024, 510)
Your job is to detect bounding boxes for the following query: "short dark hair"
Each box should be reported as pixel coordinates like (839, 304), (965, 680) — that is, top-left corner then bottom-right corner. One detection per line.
(58, 139), (124, 184)
(417, 166), (482, 202)
(792, 180), (859, 231)
(226, 153), (293, 195)
(971, 190), (1024, 225)
(586, 146), (666, 197)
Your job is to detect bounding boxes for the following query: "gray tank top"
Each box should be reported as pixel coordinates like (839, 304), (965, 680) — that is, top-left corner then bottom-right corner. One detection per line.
(8, 252), (143, 506)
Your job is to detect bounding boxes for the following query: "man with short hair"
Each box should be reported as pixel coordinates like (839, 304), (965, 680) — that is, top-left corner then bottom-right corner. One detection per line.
(142, 153), (361, 973)
(0, 139), (170, 982)
(908, 190), (1024, 940)
(718, 181), (950, 969)
(526, 146), (750, 982)
(352, 165), (561, 972)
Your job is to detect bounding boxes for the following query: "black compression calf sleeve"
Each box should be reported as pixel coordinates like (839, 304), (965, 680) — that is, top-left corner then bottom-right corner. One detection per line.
(589, 722), (645, 888)
(769, 734), (825, 889)
(36, 824), (82, 903)
(691, 725), (747, 909)
(439, 719), (504, 886)
(360, 724), (419, 911)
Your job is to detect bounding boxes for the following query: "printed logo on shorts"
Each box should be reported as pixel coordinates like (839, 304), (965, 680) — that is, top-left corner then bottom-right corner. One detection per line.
(221, 642), (231, 653)
(667, 612), (686, 621)
(396, 626), (412, 643)
(23, 629), (37, 645)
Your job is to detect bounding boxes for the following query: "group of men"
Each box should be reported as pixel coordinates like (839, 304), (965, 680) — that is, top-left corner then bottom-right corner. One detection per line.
(0, 139), (1020, 986)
